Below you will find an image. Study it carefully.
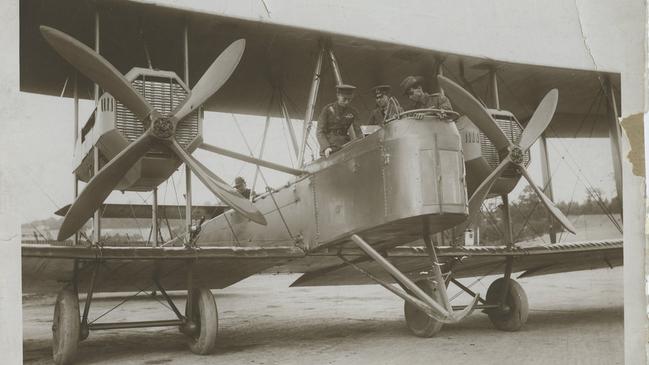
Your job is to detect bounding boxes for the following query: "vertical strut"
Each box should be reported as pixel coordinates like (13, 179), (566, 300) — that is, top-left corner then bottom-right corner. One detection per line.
(499, 256), (514, 309)
(501, 195), (513, 248)
(280, 94), (300, 159)
(183, 21), (193, 240)
(422, 219), (452, 311)
(490, 68), (500, 110)
(92, 9), (101, 245)
(252, 98), (273, 195)
(327, 45), (357, 140)
(298, 43), (325, 167)
(327, 47), (343, 86)
(152, 187), (159, 246)
(500, 192), (514, 308)
(73, 72), (79, 246)
(185, 261), (194, 320)
(605, 76), (623, 219)
(81, 263), (100, 333)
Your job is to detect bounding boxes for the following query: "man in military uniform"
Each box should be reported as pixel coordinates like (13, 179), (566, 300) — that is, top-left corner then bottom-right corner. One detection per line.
(400, 75), (453, 111)
(233, 176), (252, 199)
(366, 85), (403, 127)
(317, 84), (362, 158)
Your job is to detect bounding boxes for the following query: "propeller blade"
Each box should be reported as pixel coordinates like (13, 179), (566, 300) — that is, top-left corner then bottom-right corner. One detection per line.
(171, 39), (246, 124)
(467, 157), (511, 222)
(57, 133), (154, 240)
(518, 89), (559, 151)
(168, 140), (267, 225)
(518, 166), (576, 234)
(40, 26), (157, 122)
(437, 75), (511, 151)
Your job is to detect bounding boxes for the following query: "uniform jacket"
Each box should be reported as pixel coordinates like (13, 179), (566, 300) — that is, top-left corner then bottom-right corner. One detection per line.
(367, 97), (403, 126)
(316, 102), (362, 153)
(409, 92), (453, 111)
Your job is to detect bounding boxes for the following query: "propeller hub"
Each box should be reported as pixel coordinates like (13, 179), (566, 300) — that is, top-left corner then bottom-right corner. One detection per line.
(509, 146), (525, 165)
(151, 117), (175, 139)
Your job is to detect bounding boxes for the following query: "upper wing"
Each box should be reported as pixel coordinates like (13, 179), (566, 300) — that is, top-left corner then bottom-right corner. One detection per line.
(289, 239), (623, 287)
(21, 0), (617, 138)
(22, 244), (305, 293)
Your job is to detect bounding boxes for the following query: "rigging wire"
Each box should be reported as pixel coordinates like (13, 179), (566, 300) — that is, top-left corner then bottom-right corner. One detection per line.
(558, 179), (580, 243)
(513, 141), (566, 242)
(231, 112), (295, 239)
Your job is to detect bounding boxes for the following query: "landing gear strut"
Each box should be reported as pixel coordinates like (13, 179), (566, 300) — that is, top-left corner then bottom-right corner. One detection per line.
(50, 260), (220, 364)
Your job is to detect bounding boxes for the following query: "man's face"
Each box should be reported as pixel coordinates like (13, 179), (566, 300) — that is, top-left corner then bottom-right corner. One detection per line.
(407, 86), (425, 103)
(376, 93), (389, 108)
(336, 93), (353, 107)
(235, 182), (246, 193)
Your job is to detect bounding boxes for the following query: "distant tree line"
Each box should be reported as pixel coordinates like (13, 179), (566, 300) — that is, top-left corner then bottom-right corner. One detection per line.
(478, 186), (620, 243)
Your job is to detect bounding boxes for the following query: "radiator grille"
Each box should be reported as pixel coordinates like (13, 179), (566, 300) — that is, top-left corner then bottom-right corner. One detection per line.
(115, 75), (199, 151)
(480, 114), (530, 177)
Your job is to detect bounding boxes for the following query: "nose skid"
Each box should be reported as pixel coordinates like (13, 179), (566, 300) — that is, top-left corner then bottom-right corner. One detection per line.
(345, 234), (479, 324)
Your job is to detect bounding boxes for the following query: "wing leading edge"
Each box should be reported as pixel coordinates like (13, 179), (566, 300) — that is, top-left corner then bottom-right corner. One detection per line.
(22, 244), (305, 294)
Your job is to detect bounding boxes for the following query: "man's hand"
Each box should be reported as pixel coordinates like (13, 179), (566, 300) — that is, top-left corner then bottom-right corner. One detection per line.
(324, 147), (333, 158)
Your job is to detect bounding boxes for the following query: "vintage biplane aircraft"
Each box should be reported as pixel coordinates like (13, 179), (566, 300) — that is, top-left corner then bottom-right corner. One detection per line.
(20, 1), (623, 364)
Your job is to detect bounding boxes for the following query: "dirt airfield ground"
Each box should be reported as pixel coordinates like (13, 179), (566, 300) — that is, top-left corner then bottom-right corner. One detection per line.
(23, 267), (622, 365)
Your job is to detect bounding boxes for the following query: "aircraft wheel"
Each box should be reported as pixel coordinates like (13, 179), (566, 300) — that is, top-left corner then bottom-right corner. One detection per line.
(403, 279), (444, 337)
(485, 278), (529, 331)
(52, 287), (80, 365)
(185, 288), (218, 355)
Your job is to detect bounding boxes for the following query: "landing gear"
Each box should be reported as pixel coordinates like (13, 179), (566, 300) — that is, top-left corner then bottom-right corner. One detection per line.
(184, 288), (218, 354)
(485, 278), (529, 331)
(52, 287), (80, 365)
(404, 279), (444, 337)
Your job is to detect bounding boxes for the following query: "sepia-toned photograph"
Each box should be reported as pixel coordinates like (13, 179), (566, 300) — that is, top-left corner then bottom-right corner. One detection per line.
(1, 0), (646, 364)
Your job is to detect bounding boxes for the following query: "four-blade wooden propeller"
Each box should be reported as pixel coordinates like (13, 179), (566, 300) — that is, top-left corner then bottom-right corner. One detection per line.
(40, 26), (267, 242)
(438, 75), (576, 234)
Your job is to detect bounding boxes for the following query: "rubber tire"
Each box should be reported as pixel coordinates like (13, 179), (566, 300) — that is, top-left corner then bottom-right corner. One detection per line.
(485, 278), (529, 331)
(186, 288), (218, 355)
(52, 287), (80, 365)
(403, 279), (444, 337)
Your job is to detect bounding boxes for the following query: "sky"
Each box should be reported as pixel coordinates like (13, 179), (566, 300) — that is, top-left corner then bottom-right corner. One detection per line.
(6, 90), (617, 223)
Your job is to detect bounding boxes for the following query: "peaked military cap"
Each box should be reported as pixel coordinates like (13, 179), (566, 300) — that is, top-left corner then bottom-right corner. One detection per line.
(372, 85), (392, 97)
(400, 75), (424, 95)
(336, 84), (356, 96)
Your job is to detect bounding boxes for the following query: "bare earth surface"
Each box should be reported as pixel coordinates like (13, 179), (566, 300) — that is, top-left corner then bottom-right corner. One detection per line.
(23, 267), (622, 365)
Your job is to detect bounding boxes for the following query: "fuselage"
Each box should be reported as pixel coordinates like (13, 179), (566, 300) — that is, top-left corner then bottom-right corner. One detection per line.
(193, 114), (468, 252)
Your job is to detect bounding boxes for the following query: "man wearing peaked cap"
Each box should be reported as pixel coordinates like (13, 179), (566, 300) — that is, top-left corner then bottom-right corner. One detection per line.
(233, 176), (252, 199)
(400, 75), (453, 111)
(366, 84), (403, 127)
(316, 84), (362, 158)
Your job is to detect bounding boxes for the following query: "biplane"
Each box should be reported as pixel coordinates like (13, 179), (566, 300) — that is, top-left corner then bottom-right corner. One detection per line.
(20, 1), (623, 364)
